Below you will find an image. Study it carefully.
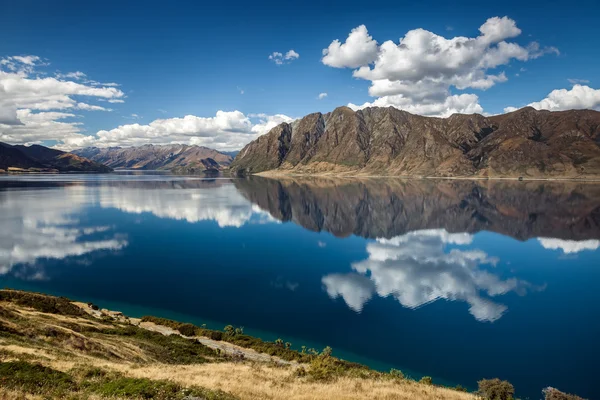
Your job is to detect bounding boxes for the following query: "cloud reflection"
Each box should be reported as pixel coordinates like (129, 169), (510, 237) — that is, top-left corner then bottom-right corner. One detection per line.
(537, 238), (600, 254)
(322, 229), (533, 322)
(97, 184), (278, 227)
(0, 187), (128, 278)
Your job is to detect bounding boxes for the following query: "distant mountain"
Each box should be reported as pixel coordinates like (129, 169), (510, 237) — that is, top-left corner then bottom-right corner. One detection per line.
(231, 106), (600, 179)
(0, 142), (112, 173)
(73, 144), (233, 172)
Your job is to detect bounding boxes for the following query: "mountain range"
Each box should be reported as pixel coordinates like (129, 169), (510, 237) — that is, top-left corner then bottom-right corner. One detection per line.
(230, 106), (600, 179)
(0, 142), (112, 173)
(73, 144), (233, 173)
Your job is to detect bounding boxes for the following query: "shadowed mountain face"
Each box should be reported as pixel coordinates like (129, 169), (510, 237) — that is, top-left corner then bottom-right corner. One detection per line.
(234, 176), (600, 241)
(230, 107), (600, 178)
(73, 144), (233, 172)
(0, 142), (112, 172)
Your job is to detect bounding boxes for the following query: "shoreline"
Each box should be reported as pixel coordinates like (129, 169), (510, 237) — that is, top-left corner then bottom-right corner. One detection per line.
(254, 170), (600, 182)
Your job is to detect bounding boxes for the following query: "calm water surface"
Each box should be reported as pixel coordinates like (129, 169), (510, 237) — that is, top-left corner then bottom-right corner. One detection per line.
(1, 173), (599, 399)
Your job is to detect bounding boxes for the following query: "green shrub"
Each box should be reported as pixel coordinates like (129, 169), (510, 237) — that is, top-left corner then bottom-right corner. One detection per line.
(389, 368), (404, 379)
(543, 387), (586, 400)
(321, 346), (333, 357)
(224, 325), (235, 336)
(454, 384), (468, 392)
(177, 323), (197, 337)
(209, 330), (223, 341)
(477, 378), (515, 400)
(0, 361), (75, 395)
(419, 376), (433, 385)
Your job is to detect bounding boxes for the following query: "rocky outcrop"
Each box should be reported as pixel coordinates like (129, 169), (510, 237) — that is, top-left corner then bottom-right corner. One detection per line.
(230, 107), (600, 178)
(0, 142), (112, 173)
(234, 176), (600, 241)
(73, 144), (233, 172)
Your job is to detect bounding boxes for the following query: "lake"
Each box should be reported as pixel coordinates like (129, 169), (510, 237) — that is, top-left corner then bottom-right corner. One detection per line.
(1, 172), (599, 399)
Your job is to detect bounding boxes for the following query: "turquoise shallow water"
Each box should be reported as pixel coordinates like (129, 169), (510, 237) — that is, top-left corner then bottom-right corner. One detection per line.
(1, 173), (599, 398)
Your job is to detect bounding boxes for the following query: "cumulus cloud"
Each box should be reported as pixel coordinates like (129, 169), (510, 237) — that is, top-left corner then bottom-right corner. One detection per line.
(317, 92), (328, 100)
(504, 84), (600, 113)
(323, 17), (558, 116)
(248, 113), (295, 136)
(269, 49), (300, 65)
(0, 54), (124, 145)
(322, 229), (535, 322)
(538, 238), (600, 254)
(54, 111), (294, 152)
(322, 25), (379, 68)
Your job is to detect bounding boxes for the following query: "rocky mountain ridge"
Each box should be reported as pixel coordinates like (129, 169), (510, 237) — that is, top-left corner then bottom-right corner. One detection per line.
(73, 144), (233, 172)
(230, 106), (600, 178)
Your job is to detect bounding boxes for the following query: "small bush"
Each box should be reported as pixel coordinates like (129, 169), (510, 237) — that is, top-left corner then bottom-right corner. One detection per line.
(177, 323), (197, 337)
(419, 376), (433, 385)
(454, 385), (468, 392)
(543, 387), (586, 400)
(224, 325), (235, 336)
(321, 346), (333, 357)
(389, 368), (404, 380)
(209, 330), (223, 341)
(478, 378), (515, 400)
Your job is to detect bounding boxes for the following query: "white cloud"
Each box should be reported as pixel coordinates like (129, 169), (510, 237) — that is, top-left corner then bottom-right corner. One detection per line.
(317, 92), (328, 100)
(322, 229), (535, 322)
(567, 78), (590, 85)
(538, 238), (600, 254)
(0, 55), (125, 145)
(323, 17), (558, 116)
(504, 84), (600, 113)
(322, 25), (379, 68)
(248, 113), (295, 136)
(285, 50), (299, 60)
(54, 111), (294, 152)
(349, 93), (484, 117)
(269, 49), (300, 65)
(56, 71), (87, 80)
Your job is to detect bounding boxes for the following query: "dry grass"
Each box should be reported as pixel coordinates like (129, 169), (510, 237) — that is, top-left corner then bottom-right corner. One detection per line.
(99, 362), (477, 400)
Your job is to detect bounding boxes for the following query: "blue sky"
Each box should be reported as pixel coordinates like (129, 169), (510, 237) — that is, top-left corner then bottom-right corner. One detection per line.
(1, 0), (599, 151)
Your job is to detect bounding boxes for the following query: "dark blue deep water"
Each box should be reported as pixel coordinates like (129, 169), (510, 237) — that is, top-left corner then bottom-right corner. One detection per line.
(1, 173), (599, 399)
